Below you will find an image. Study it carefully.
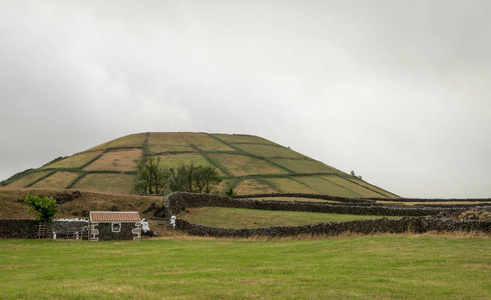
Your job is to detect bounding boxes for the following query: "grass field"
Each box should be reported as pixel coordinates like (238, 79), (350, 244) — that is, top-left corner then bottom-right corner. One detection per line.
(233, 179), (278, 194)
(0, 235), (489, 299)
(72, 173), (137, 194)
(3, 171), (52, 188)
(156, 153), (215, 170)
(207, 153), (290, 176)
(31, 171), (80, 189)
(178, 207), (397, 228)
(83, 149), (143, 172)
(41, 151), (103, 169)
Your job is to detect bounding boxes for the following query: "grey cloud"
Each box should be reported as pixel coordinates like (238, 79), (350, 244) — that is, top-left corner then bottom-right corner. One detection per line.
(1, 0), (490, 198)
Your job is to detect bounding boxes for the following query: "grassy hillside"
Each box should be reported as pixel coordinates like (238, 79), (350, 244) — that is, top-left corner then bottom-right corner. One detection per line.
(0, 189), (162, 220)
(1, 132), (398, 198)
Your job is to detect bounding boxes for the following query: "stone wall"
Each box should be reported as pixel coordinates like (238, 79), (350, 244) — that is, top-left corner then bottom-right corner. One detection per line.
(162, 192), (466, 220)
(51, 219), (89, 239)
(232, 193), (491, 203)
(0, 219), (38, 239)
(174, 217), (491, 238)
(232, 193), (375, 203)
(162, 192), (490, 238)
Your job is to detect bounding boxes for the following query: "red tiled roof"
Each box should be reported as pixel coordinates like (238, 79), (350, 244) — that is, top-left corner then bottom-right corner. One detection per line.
(90, 211), (141, 222)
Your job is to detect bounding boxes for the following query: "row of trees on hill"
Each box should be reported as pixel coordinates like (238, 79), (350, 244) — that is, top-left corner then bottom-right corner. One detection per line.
(133, 157), (223, 195)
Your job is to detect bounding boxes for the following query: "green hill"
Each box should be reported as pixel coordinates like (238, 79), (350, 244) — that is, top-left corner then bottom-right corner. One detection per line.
(1, 132), (398, 198)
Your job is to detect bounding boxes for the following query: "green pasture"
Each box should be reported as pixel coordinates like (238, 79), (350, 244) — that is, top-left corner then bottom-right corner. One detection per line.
(211, 133), (277, 145)
(271, 158), (340, 174)
(30, 171), (80, 189)
(41, 151), (103, 170)
(207, 153), (290, 177)
(295, 176), (364, 197)
(235, 144), (306, 159)
(179, 207), (398, 228)
(72, 173), (137, 194)
(0, 236), (489, 299)
(156, 153), (215, 170)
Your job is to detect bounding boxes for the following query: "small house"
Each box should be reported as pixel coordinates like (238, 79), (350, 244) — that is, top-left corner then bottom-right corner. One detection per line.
(89, 211), (141, 241)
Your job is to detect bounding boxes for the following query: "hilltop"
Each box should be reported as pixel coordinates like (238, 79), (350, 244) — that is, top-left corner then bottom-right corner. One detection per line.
(1, 132), (398, 198)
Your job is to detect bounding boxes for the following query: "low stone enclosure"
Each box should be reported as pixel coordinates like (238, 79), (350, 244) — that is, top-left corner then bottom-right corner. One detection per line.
(0, 219), (89, 240)
(162, 192), (491, 238)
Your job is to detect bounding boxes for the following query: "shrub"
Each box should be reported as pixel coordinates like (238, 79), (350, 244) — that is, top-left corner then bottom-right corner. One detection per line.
(25, 193), (59, 222)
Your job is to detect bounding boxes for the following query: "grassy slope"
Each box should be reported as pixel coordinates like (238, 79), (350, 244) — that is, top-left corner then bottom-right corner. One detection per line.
(0, 236), (489, 299)
(178, 207), (399, 228)
(0, 189), (162, 220)
(1, 132), (398, 198)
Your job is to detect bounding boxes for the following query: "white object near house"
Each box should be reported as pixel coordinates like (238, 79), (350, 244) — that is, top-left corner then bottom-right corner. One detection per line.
(170, 216), (177, 229)
(141, 219), (150, 233)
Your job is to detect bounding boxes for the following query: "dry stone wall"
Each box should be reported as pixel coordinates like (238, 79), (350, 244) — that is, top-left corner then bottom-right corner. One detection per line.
(162, 192), (466, 220)
(51, 219), (89, 238)
(0, 219), (38, 239)
(233, 193), (491, 203)
(0, 219), (89, 239)
(232, 193), (375, 203)
(163, 192), (490, 238)
(174, 217), (491, 238)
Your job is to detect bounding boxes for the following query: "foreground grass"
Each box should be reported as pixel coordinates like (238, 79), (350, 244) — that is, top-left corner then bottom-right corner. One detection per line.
(179, 207), (400, 228)
(0, 235), (489, 299)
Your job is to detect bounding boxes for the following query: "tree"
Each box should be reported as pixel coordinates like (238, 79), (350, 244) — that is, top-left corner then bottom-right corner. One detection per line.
(134, 156), (170, 194)
(194, 165), (222, 194)
(25, 193), (59, 222)
(169, 164), (222, 193)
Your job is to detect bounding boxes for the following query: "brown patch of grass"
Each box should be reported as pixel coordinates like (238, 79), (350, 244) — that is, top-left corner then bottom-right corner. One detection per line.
(84, 149), (143, 172)
(147, 132), (195, 153)
(271, 158), (341, 173)
(265, 178), (319, 194)
(182, 133), (235, 151)
(294, 176), (363, 197)
(234, 179), (278, 194)
(158, 230), (491, 242)
(156, 153), (215, 170)
(321, 175), (385, 198)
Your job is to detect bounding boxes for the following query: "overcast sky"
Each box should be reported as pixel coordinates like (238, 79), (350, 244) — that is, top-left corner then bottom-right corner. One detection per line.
(1, 0), (490, 198)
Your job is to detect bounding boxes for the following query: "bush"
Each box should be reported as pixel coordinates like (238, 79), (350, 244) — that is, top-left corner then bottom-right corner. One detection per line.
(25, 193), (59, 222)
